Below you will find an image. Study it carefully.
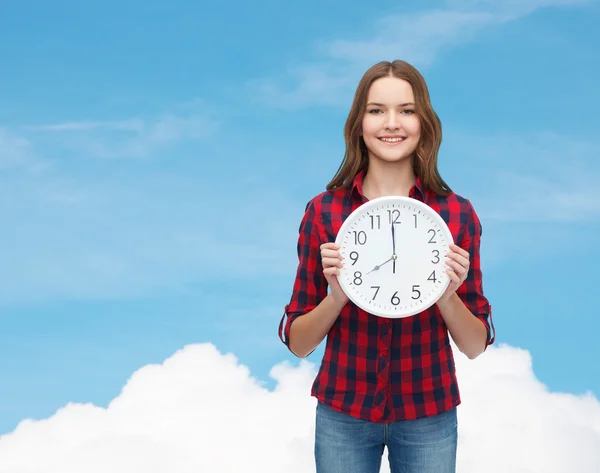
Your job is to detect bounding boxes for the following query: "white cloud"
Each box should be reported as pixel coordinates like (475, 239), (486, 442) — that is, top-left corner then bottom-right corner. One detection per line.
(455, 344), (600, 472)
(438, 129), (600, 268)
(29, 119), (144, 132)
(27, 112), (218, 159)
(444, 0), (594, 19)
(0, 113), (330, 303)
(325, 10), (495, 68)
(0, 128), (46, 172)
(250, 1), (592, 108)
(249, 10), (495, 108)
(0, 342), (598, 473)
(247, 63), (356, 109)
(0, 169), (302, 303)
(481, 170), (600, 222)
(445, 130), (600, 223)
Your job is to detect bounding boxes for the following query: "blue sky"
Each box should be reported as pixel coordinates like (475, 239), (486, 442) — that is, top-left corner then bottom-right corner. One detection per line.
(1, 0), (599, 442)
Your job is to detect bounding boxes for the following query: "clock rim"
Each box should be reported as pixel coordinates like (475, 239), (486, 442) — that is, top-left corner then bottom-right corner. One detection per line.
(334, 195), (454, 319)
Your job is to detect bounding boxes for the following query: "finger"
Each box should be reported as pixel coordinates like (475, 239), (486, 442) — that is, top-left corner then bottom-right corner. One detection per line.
(324, 267), (341, 277)
(321, 249), (342, 259)
(447, 245), (469, 263)
(450, 244), (469, 259)
(445, 259), (467, 277)
(446, 250), (470, 269)
(322, 257), (343, 269)
(445, 268), (460, 284)
(320, 242), (340, 251)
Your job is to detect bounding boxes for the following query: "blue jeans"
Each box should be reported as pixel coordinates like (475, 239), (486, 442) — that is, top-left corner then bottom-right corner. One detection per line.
(315, 401), (457, 473)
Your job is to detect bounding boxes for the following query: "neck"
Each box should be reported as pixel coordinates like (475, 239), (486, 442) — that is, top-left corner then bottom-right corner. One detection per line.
(362, 159), (417, 200)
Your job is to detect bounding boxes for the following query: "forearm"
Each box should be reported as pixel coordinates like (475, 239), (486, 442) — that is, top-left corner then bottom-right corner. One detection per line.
(437, 292), (488, 359)
(289, 294), (347, 358)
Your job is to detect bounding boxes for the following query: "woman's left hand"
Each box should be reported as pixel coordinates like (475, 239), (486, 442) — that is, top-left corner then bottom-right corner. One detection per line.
(438, 243), (470, 305)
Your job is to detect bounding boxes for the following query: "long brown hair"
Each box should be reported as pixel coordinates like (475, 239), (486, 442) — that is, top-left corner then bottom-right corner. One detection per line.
(326, 60), (451, 195)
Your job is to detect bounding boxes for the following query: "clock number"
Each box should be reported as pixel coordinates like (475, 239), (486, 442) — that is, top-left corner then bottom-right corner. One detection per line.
(411, 285), (421, 300)
(427, 270), (437, 282)
(431, 250), (440, 264)
(428, 229), (437, 243)
(413, 214), (418, 228)
(353, 271), (363, 286)
(349, 251), (359, 265)
(371, 286), (380, 300)
(387, 209), (400, 224)
(353, 231), (367, 245)
(391, 291), (400, 306)
(370, 215), (381, 230)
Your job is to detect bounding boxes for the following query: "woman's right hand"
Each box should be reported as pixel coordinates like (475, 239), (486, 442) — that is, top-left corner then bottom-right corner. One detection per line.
(320, 242), (349, 305)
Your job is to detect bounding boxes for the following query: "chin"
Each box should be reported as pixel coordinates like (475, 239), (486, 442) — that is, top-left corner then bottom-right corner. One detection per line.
(374, 152), (415, 164)
(368, 143), (418, 162)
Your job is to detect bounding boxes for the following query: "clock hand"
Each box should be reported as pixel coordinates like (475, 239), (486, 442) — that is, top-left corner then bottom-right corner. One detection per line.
(392, 221), (399, 273)
(392, 221), (396, 255)
(366, 255), (397, 275)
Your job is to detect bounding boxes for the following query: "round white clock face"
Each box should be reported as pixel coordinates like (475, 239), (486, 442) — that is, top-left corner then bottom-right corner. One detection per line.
(335, 196), (453, 318)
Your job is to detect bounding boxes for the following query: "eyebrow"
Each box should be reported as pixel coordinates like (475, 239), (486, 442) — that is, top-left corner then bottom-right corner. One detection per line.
(367, 102), (415, 107)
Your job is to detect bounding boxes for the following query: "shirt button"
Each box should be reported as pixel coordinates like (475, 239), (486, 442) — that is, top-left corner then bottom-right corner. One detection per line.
(382, 349), (388, 356)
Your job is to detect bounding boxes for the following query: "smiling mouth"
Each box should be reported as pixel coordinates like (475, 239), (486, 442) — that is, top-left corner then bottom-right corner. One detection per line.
(378, 137), (406, 143)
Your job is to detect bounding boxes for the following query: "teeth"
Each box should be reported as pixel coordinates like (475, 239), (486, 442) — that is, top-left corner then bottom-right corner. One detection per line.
(380, 137), (405, 143)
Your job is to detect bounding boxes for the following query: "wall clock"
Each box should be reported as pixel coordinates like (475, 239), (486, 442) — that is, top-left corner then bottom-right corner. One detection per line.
(335, 196), (453, 318)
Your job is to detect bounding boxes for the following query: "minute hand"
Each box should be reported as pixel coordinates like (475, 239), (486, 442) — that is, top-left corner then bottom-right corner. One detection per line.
(392, 221), (399, 273)
(392, 221), (396, 255)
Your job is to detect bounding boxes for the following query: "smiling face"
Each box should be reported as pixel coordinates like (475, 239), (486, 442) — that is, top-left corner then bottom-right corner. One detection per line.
(361, 76), (421, 166)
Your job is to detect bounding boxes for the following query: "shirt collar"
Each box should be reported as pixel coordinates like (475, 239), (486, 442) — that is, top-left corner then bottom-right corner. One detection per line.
(351, 169), (366, 200)
(350, 169), (427, 201)
(411, 175), (427, 200)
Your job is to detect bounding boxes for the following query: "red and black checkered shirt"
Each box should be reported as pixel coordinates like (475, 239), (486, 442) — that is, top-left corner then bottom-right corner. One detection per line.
(279, 170), (495, 423)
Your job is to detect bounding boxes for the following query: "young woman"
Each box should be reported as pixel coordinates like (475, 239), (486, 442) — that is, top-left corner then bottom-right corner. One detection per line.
(278, 60), (495, 473)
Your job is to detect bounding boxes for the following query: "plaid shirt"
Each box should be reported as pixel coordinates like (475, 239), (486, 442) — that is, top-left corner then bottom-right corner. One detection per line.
(279, 170), (495, 423)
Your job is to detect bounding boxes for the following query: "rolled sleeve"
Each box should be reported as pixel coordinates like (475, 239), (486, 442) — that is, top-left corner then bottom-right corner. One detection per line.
(457, 200), (495, 347)
(278, 199), (328, 352)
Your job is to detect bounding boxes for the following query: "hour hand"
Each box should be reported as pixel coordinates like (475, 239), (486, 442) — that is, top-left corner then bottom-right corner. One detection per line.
(366, 256), (394, 275)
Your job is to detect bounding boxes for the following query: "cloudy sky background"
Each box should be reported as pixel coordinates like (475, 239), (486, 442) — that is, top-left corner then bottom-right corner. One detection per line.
(1, 0), (599, 471)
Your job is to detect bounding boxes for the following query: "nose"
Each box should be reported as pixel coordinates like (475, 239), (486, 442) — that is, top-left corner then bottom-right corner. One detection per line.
(384, 111), (401, 130)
